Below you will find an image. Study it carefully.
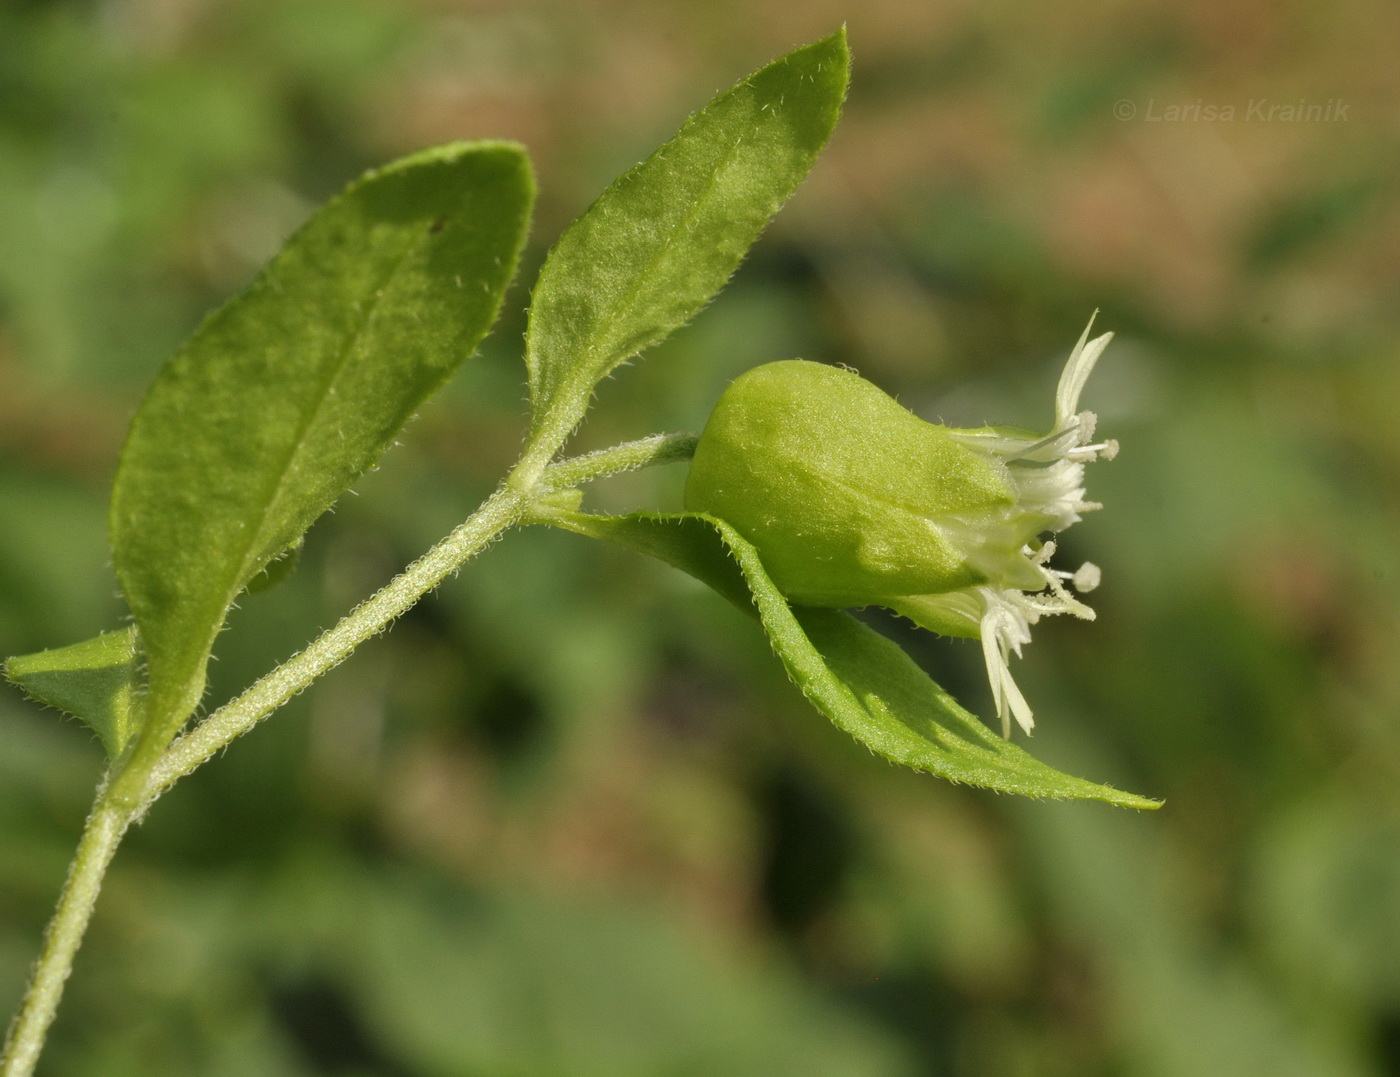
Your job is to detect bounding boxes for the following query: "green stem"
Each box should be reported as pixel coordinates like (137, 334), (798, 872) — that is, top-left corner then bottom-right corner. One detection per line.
(144, 431), (696, 805)
(1, 430), (698, 1076)
(141, 481), (530, 805)
(538, 432), (697, 490)
(1, 794), (129, 1077)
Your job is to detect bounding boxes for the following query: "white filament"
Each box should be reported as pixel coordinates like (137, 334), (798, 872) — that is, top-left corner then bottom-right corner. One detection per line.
(945, 317), (1114, 737)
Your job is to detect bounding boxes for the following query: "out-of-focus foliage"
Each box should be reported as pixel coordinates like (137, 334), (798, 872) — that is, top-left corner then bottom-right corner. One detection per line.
(3, 1), (1400, 1075)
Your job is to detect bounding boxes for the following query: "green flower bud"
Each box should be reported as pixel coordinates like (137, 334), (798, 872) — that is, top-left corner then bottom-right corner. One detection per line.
(684, 318), (1117, 737)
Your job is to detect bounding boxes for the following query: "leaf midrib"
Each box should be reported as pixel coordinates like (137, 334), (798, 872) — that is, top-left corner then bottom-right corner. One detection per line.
(531, 82), (778, 426)
(220, 196), (441, 627)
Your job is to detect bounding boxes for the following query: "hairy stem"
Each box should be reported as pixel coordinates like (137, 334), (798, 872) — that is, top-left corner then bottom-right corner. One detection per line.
(141, 480), (530, 805)
(144, 431), (696, 806)
(1, 796), (128, 1077)
(539, 431), (697, 489)
(1, 430), (698, 1076)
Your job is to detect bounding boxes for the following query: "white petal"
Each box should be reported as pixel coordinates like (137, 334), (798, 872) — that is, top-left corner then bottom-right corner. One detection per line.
(979, 598), (1037, 737)
(1055, 315), (1114, 431)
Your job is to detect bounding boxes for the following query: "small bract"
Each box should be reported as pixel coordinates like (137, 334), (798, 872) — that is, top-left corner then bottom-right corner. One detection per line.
(684, 319), (1117, 738)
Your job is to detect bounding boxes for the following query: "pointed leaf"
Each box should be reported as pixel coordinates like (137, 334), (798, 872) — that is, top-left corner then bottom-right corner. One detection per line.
(523, 30), (849, 462)
(110, 141), (534, 749)
(551, 511), (1159, 809)
(5, 627), (140, 759)
(242, 537), (303, 596)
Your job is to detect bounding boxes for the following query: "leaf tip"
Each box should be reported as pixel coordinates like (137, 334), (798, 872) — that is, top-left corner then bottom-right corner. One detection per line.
(801, 25), (852, 85)
(1113, 791), (1165, 811)
(363, 139), (536, 207)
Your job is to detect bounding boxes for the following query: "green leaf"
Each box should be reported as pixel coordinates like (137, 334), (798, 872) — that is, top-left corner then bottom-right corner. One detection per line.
(241, 537), (303, 596)
(522, 30), (849, 465)
(110, 141), (534, 750)
(4, 627), (141, 759)
(550, 510), (1159, 809)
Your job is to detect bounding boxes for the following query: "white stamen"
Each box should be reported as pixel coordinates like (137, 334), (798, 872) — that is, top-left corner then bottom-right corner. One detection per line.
(926, 316), (1117, 738)
(1072, 562), (1101, 592)
(969, 543), (1100, 737)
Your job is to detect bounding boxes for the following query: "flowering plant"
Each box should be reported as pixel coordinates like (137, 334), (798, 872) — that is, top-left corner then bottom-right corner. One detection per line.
(2, 28), (1153, 1077)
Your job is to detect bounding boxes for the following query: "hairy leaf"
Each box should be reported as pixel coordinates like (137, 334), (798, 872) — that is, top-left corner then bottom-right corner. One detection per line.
(522, 30), (849, 465)
(551, 510), (1159, 809)
(242, 537), (303, 596)
(5, 627), (140, 759)
(110, 141), (534, 750)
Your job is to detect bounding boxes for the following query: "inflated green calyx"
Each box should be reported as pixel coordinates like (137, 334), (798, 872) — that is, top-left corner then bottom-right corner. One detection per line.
(686, 360), (1031, 605)
(684, 319), (1118, 738)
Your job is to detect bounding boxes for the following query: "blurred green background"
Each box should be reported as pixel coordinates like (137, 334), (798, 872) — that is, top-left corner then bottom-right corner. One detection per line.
(4, 1), (1400, 1074)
